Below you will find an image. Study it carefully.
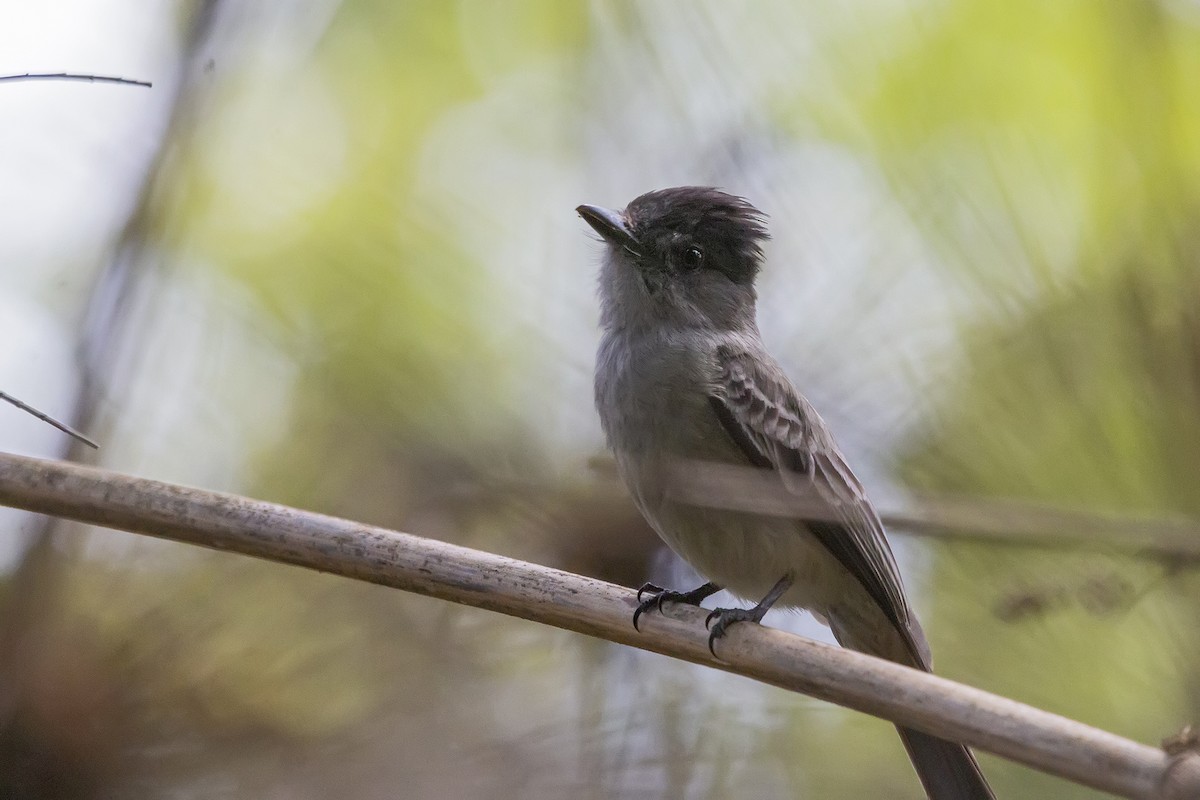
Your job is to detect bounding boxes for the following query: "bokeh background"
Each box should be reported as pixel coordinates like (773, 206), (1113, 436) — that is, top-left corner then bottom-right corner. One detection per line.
(3, 1), (1200, 797)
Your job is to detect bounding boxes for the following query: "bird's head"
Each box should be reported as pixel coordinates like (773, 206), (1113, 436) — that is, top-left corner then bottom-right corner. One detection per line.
(578, 187), (770, 333)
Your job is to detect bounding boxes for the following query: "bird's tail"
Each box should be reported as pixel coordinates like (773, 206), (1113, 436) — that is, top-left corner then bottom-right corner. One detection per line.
(829, 611), (996, 800)
(897, 726), (996, 800)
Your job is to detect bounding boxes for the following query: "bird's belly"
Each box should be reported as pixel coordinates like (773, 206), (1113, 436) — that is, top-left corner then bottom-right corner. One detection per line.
(645, 496), (849, 613)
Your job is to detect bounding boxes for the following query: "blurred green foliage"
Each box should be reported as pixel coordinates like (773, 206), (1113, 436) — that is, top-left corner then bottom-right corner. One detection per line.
(6, 0), (1200, 798)
(857, 2), (1200, 796)
(171, 0), (588, 517)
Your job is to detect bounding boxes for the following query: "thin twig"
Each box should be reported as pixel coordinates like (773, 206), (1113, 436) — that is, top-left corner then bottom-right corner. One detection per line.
(0, 392), (98, 449)
(657, 459), (1200, 561)
(886, 494), (1200, 561)
(0, 72), (151, 88)
(0, 451), (1195, 799)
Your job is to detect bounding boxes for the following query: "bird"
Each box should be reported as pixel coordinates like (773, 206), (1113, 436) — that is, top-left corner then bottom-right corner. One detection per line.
(578, 186), (995, 800)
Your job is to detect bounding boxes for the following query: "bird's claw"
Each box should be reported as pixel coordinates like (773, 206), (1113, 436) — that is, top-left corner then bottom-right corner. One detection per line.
(704, 607), (764, 657)
(632, 583), (708, 631)
(635, 582), (666, 604)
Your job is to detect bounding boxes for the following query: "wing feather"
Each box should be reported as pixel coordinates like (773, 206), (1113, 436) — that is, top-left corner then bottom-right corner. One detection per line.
(709, 343), (923, 661)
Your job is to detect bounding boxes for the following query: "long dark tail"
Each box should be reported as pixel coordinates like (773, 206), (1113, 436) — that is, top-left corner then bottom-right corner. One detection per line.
(897, 726), (996, 800)
(829, 612), (996, 800)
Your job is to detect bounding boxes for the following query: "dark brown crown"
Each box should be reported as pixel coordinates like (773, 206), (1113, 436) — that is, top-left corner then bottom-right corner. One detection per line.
(624, 187), (770, 284)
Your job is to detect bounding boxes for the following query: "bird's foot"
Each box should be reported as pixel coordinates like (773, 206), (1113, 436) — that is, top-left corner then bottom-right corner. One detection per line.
(704, 606), (768, 657)
(703, 574), (792, 657)
(632, 582), (720, 631)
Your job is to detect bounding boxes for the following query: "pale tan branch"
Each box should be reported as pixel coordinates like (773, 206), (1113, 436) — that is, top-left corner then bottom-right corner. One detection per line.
(0, 451), (1194, 799)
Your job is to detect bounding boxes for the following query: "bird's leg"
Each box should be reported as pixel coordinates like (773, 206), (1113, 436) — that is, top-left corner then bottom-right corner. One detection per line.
(704, 574), (793, 656)
(633, 581), (721, 631)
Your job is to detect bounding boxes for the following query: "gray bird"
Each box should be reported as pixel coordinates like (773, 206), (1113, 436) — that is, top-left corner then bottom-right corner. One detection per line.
(579, 187), (994, 800)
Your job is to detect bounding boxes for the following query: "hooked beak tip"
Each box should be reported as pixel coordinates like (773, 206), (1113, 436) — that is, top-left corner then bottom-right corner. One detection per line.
(577, 203), (641, 255)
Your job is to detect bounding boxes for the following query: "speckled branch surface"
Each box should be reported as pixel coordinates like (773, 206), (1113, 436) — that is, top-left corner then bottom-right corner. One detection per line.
(0, 451), (1195, 799)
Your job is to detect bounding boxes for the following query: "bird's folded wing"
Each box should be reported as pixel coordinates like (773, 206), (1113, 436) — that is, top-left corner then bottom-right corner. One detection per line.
(707, 344), (927, 664)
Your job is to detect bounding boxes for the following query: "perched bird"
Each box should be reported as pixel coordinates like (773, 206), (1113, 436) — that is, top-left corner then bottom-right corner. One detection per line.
(579, 187), (994, 800)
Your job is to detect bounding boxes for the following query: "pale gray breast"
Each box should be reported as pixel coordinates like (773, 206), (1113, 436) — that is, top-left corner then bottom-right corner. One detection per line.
(595, 331), (746, 507)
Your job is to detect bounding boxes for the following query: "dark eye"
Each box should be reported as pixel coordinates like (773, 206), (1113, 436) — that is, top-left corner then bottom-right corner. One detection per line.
(681, 246), (704, 270)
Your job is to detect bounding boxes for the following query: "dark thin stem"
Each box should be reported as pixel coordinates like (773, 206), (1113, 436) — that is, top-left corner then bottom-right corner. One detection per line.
(0, 72), (151, 88)
(0, 391), (98, 449)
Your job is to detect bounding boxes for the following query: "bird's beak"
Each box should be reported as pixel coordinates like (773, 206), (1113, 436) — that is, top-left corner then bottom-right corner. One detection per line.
(577, 204), (641, 256)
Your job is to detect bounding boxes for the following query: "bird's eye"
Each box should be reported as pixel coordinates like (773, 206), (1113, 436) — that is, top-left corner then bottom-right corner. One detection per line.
(681, 246), (704, 270)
